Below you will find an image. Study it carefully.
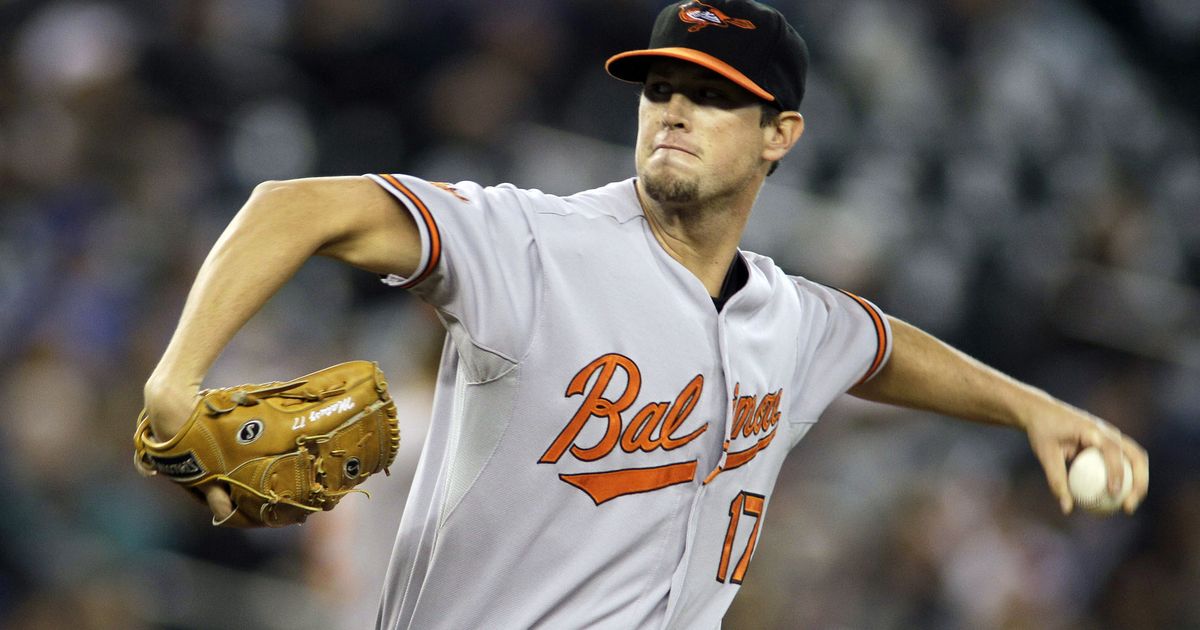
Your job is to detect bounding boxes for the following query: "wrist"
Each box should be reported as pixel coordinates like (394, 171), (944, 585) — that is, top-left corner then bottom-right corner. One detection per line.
(144, 367), (201, 402)
(1008, 385), (1056, 432)
(143, 368), (203, 442)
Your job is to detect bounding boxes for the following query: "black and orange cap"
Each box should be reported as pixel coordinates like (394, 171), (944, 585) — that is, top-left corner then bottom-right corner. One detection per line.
(606, 0), (808, 111)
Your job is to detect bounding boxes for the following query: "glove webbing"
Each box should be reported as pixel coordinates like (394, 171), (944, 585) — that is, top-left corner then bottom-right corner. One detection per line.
(203, 381), (349, 415)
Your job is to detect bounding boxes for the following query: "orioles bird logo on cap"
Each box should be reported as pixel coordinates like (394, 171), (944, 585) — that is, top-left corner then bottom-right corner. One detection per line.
(678, 1), (756, 32)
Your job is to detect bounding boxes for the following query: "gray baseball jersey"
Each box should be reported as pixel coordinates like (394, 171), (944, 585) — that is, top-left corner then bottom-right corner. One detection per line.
(365, 173), (891, 629)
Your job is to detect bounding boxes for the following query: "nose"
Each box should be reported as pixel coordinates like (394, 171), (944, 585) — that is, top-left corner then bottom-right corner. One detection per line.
(661, 92), (691, 130)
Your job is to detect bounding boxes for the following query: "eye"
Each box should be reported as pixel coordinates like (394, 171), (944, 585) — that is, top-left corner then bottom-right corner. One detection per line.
(644, 81), (673, 101)
(696, 87), (728, 103)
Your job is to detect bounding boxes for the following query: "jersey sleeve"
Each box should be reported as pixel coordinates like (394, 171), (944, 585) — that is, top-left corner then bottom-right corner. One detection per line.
(365, 173), (541, 373)
(791, 280), (893, 419)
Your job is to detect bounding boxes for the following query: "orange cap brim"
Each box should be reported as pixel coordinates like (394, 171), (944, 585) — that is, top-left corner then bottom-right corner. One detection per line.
(605, 47), (775, 103)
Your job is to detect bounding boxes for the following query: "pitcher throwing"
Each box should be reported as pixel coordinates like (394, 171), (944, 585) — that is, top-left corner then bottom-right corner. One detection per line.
(141, 2), (1149, 628)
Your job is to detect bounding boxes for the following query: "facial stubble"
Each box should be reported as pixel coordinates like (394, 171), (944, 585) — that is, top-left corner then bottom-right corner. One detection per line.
(641, 170), (700, 204)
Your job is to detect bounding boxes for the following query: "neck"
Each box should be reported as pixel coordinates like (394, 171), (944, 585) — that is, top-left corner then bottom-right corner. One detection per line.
(635, 179), (758, 297)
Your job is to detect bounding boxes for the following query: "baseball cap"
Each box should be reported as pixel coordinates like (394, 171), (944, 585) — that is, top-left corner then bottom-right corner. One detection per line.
(606, 0), (808, 111)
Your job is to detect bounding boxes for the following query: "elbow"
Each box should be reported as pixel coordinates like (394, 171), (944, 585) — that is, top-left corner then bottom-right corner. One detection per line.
(235, 179), (344, 246)
(250, 179), (305, 205)
(244, 178), (327, 220)
(238, 180), (298, 228)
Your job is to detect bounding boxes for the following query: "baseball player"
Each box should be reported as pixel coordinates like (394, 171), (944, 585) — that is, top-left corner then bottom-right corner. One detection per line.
(142, 1), (1149, 628)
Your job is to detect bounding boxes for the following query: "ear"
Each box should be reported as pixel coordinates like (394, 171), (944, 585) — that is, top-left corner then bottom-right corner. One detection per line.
(762, 112), (805, 163)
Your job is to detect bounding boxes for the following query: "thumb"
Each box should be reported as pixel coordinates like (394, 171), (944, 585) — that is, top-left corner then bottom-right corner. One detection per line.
(1032, 439), (1073, 514)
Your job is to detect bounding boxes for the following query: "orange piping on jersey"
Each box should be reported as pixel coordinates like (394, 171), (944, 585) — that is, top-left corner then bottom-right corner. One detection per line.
(379, 174), (441, 288)
(836, 289), (889, 385)
(558, 460), (698, 505)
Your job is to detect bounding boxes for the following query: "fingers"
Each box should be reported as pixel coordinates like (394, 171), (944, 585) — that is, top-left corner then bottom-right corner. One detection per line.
(1072, 419), (1149, 515)
(203, 484), (235, 524)
(1121, 438), (1150, 514)
(1031, 439), (1073, 514)
(1086, 426), (1127, 498)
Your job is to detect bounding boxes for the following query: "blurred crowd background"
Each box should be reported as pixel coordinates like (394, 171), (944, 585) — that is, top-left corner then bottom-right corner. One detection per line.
(1, 0), (1197, 628)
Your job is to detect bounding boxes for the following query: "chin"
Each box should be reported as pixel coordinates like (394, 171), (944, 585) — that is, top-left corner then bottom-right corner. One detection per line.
(641, 169), (700, 204)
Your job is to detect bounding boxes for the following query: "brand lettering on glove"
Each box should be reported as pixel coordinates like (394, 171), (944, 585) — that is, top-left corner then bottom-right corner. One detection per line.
(292, 396), (356, 430)
(149, 452), (206, 481)
(537, 353), (709, 504)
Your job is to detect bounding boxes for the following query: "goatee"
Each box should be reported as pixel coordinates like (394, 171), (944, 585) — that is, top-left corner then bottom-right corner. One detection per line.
(642, 173), (699, 204)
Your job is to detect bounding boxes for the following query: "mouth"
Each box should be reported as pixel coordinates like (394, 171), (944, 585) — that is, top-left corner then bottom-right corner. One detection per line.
(654, 143), (699, 158)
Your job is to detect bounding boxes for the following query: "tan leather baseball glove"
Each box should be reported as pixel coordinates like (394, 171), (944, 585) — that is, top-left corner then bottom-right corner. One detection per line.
(134, 360), (399, 527)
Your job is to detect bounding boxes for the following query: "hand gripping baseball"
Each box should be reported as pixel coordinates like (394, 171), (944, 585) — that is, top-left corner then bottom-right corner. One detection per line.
(1024, 403), (1148, 515)
(136, 361), (400, 527)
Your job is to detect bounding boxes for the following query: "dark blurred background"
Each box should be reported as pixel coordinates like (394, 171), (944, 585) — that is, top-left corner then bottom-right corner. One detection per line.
(1, 1), (1197, 628)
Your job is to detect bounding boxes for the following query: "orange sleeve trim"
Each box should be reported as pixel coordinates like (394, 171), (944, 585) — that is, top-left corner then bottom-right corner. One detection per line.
(836, 289), (889, 386)
(558, 460), (697, 505)
(377, 174), (441, 288)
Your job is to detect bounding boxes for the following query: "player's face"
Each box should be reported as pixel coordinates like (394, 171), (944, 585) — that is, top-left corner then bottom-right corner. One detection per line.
(636, 60), (770, 206)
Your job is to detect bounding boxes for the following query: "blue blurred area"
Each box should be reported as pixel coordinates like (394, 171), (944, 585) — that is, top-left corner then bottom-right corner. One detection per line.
(0, 1), (1196, 628)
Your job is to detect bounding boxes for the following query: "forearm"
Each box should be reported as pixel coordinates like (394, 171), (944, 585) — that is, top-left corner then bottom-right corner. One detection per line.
(849, 316), (1056, 430)
(147, 181), (346, 391)
(851, 316), (1148, 513)
(140, 176), (418, 517)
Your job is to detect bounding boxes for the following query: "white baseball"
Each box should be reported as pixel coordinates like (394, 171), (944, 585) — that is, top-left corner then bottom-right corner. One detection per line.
(1067, 446), (1132, 515)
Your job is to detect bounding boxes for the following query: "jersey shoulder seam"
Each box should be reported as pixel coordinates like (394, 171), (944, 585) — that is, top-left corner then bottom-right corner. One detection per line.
(529, 179), (644, 225)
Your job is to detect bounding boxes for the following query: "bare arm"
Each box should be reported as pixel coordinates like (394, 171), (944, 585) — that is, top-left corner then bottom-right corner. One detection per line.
(849, 316), (1149, 514)
(142, 176), (418, 518)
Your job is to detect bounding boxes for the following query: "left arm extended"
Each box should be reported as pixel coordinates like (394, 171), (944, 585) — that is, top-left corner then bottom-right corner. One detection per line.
(850, 316), (1148, 514)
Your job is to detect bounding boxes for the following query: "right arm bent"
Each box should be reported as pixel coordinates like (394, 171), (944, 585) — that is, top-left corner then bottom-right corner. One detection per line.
(142, 176), (418, 518)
